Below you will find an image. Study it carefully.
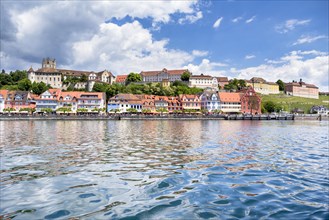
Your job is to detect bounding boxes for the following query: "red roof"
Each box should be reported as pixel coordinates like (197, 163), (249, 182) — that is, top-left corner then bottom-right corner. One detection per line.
(115, 75), (128, 83)
(218, 92), (241, 102)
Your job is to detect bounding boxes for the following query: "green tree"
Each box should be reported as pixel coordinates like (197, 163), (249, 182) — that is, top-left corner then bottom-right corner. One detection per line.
(32, 82), (49, 95)
(0, 73), (13, 87)
(127, 108), (138, 113)
(264, 101), (277, 113)
(181, 71), (191, 81)
(41, 108), (53, 113)
(126, 72), (142, 84)
(80, 74), (88, 82)
(92, 82), (109, 92)
(17, 78), (32, 91)
(56, 107), (71, 113)
(224, 78), (246, 91)
(10, 70), (27, 83)
(276, 79), (285, 91)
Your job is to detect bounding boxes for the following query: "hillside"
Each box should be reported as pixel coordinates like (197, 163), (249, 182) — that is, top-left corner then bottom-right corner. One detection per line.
(261, 93), (329, 113)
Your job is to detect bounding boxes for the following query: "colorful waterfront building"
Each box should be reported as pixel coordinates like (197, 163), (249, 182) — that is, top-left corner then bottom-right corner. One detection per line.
(239, 86), (262, 115)
(141, 95), (156, 113)
(2, 90), (34, 112)
(179, 94), (201, 111)
(108, 93), (142, 113)
(199, 90), (220, 112)
(0, 90), (8, 112)
(167, 96), (182, 112)
(218, 92), (241, 114)
(34, 89), (61, 112)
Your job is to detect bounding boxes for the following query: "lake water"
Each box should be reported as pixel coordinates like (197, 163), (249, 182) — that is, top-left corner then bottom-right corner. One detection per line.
(0, 120), (328, 219)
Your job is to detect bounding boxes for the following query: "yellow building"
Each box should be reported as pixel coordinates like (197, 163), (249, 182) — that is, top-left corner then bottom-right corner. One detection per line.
(246, 77), (280, 95)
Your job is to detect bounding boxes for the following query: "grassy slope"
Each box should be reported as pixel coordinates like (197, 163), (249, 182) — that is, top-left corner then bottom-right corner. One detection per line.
(261, 93), (329, 113)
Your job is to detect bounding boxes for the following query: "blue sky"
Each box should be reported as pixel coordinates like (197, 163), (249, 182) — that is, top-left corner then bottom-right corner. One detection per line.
(1, 0), (328, 91)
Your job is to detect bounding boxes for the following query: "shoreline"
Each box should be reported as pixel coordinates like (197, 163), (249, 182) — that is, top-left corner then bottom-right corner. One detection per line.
(0, 114), (327, 121)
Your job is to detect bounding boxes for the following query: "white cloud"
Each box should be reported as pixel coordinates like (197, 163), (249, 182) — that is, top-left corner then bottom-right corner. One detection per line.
(71, 21), (194, 73)
(178, 11), (203, 24)
(232, 16), (242, 23)
(192, 50), (208, 57)
(293, 35), (327, 45)
(213, 17), (223, 29)
(184, 59), (227, 76)
(236, 50), (329, 91)
(245, 54), (256, 59)
(275, 19), (311, 33)
(245, 16), (256, 23)
(0, 1), (200, 72)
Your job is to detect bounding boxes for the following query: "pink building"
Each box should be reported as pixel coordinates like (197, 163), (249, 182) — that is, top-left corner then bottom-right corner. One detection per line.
(285, 79), (319, 99)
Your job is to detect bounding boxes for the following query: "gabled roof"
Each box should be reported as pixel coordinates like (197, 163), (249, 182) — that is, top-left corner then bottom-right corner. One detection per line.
(28, 67), (34, 73)
(218, 92), (241, 103)
(115, 75), (128, 83)
(179, 94), (200, 100)
(0, 89), (9, 99)
(96, 70), (115, 77)
(5, 91), (30, 101)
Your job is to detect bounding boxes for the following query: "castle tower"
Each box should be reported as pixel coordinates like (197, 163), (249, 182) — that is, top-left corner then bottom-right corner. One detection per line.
(42, 57), (56, 69)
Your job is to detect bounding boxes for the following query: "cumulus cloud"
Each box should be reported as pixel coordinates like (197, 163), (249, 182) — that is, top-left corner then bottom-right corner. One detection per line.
(245, 16), (256, 24)
(0, 1), (200, 72)
(275, 19), (311, 33)
(213, 17), (223, 29)
(236, 50), (329, 91)
(71, 21), (194, 73)
(292, 35), (327, 45)
(184, 59), (227, 76)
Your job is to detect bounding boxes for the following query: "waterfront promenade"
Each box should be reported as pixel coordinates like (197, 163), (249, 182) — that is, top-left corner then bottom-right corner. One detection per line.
(0, 113), (327, 121)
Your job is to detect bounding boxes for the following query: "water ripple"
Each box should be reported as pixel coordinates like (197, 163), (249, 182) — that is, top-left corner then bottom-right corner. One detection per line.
(0, 120), (328, 219)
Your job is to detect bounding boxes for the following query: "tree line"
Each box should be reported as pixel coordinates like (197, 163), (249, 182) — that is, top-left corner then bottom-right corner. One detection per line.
(0, 70), (51, 95)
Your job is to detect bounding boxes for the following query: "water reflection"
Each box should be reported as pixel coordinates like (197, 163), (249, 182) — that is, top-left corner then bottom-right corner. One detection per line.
(0, 120), (328, 219)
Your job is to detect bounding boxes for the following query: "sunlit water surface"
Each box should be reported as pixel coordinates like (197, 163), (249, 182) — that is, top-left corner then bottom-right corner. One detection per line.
(0, 120), (328, 219)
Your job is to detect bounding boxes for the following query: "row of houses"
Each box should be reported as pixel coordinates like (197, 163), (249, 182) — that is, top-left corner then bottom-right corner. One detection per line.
(0, 87), (261, 114)
(0, 89), (106, 113)
(108, 87), (262, 115)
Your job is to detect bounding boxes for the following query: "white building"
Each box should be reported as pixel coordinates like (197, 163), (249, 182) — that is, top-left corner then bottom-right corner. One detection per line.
(218, 92), (241, 113)
(140, 68), (189, 82)
(28, 58), (115, 91)
(189, 74), (218, 91)
(200, 91), (221, 112)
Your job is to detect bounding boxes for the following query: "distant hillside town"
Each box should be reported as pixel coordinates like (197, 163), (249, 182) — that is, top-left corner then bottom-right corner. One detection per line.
(24, 57), (319, 99)
(0, 57), (326, 115)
